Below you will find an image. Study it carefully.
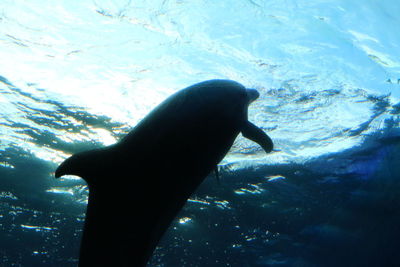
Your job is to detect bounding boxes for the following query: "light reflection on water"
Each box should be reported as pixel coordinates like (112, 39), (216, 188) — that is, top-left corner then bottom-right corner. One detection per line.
(0, 0), (400, 266)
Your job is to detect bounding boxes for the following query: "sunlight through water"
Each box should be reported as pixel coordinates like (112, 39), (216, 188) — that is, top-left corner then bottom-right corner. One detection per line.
(1, 0), (400, 266)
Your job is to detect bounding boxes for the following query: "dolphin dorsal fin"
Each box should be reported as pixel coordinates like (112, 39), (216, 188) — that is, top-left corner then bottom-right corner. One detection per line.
(241, 121), (273, 153)
(55, 148), (110, 187)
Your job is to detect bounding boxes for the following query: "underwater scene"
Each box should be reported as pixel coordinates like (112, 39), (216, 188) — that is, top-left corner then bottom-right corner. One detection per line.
(1, 0), (400, 266)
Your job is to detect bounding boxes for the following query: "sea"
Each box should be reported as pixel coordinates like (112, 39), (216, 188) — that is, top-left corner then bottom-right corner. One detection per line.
(1, 0), (400, 266)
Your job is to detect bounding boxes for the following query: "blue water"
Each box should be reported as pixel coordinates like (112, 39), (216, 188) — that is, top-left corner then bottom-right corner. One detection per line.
(1, 0), (400, 266)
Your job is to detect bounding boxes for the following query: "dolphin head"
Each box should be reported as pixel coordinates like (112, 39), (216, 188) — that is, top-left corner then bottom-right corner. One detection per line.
(246, 88), (260, 104)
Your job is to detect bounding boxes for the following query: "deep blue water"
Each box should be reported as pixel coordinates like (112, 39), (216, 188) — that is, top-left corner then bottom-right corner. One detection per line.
(1, 0), (400, 266)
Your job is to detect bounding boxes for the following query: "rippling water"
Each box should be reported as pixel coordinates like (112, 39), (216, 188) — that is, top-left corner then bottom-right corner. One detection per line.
(1, 0), (400, 266)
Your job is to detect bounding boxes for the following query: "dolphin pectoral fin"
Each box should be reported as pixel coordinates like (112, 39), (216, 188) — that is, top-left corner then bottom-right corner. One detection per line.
(241, 121), (273, 153)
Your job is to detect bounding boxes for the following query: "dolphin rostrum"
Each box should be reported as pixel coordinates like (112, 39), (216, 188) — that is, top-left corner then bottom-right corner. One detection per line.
(55, 79), (273, 266)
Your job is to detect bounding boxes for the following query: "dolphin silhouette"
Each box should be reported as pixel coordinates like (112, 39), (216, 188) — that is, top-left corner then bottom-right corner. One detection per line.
(55, 79), (273, 266)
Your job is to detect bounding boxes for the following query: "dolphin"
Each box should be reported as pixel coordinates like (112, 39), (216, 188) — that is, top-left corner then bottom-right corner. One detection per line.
(55, 79), (273, 266)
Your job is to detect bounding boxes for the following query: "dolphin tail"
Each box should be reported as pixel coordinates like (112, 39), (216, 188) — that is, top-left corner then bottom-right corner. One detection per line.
(241, 121), (273, 153)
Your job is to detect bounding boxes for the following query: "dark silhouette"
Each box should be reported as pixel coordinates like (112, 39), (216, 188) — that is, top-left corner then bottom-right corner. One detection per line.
(55, 79), (273, 266)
